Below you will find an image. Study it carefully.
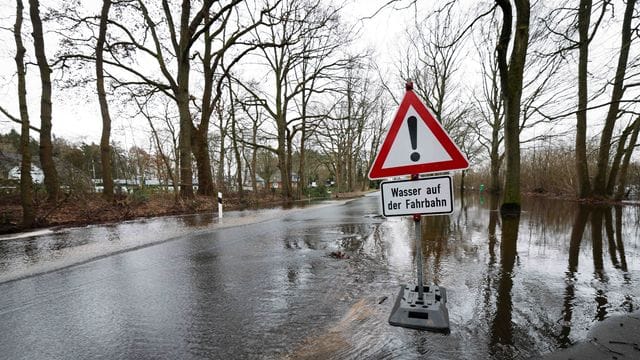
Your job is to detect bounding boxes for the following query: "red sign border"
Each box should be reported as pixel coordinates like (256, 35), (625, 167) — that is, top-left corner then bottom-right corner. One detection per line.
(368, 90), (469, 179)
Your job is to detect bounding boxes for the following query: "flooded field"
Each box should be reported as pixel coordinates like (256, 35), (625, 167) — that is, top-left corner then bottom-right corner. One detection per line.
(272, 194), (640, 359)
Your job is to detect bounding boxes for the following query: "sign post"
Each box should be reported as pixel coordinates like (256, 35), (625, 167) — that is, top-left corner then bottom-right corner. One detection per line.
(414, 216), (423, 299)
(412, 175), (424, 301)
(369, 82), (468, 332)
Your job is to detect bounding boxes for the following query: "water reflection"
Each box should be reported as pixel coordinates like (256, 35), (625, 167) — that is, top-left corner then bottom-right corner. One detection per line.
(178, 213), (215, 228)
(24, 238), (38, 263)
(487, 196), (500, 265)
(604, 209), (619, 268)
(558, 205), (589, 348)
(427, 194), (639, 357)
(556, 203), (638, 348)
(591, 208), (605, 278)
(489, 214), (520, 358)
(614, 207), (629, 275)
(421, 216), (451, 284)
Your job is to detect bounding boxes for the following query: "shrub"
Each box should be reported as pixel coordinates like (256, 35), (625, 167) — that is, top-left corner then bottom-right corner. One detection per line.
(306, 184), (329, 199)
(129, 187), (150, 205)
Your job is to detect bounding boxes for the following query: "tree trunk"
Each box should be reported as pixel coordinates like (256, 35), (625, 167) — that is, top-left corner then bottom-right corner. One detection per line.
(276, 90), (291, 199)
(606, 124), (633, 195)
(168, 122), (180, 195)
(614, 118), (640, 200)
(354, 115), (365, 192)
(175, 0), (194, 199)
(346, 156), (353, 192)
(177, 90), (193, 198)
(16, 0), (34, 227)
(251, 120), (258, 192)
(496, 0), (530, 215)
(194, 21), (215, 197)
(298, 86), (307, 198)
(29, 0), (59, 202)
(346, 82), (353, 192)
(299, 122), (306, 197)
(335, 155), (343, 193)
(575, 0), (592, 199)
(216, 104), (226, 192)
(228, 82), (243, 201)
(147, 115), (178, 202)
(286, 129), (294, 199)
(96, 0), (114, 202)
(592, 0), (636, 198)
(278, 151), (291, 199)
(489, 151), (501, 193)
(193, 129), (214, 195)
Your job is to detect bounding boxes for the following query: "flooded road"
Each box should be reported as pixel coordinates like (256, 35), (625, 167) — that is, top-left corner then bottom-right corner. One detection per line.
(0, 194), (638, 359)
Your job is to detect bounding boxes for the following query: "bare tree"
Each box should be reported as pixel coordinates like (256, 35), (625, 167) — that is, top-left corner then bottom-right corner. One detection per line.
(236, 0), (353, 199)
(55, 0), (273, 198)
(575, 0), (596, 198)
(471, 5), (565, 196)
(613, 117), (640, 200)
(543, 0), (611, 199)
(213, 97), (229, 192)
(495, 0), (530, 214)
(96, 0), (114, 201)
(226, 77), (244, 200)
(130, 93), (180, 197)
(29, 0), (59, 202)
(542, 0), (639, 200)
(191, 2), (278, 196)
(15, 0), (35, 227)
(238, 91), (269, 194)
(591, 0), (636, 198)
(471, 24), (504, 194)
(397, 8), (483, 192)
(398, 9), (467, 132)
(314, 61), (384, 193)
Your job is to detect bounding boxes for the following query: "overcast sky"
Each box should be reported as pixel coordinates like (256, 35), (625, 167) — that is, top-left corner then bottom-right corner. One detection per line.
(0, 0), (425, 147)
(0, 0), (632, 154)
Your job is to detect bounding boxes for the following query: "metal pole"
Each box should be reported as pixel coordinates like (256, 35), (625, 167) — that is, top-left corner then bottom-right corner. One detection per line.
(411, 172), (424, 300)
(414, 214), (424, 300)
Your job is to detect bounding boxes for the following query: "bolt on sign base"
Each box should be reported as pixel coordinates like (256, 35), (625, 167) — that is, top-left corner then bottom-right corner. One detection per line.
(388, 284), (450, 332)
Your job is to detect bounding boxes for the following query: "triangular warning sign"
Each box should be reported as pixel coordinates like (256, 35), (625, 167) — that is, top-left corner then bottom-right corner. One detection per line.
(368, 90), (469, 179)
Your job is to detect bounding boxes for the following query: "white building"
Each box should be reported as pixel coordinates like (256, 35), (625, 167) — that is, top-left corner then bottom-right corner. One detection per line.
(8, 165), (45, 184)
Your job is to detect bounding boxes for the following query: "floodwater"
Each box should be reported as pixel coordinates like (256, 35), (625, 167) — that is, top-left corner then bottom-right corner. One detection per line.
(0, 206), (310, 283)
(0, 193), (638, 359)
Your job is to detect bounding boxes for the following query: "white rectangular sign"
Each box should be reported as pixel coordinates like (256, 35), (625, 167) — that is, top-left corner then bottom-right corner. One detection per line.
(380, 176), (453, 217)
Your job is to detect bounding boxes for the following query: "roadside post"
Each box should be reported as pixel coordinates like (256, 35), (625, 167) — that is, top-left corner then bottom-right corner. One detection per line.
(368, 82), (469, 332)
(218, 192), (223, 219)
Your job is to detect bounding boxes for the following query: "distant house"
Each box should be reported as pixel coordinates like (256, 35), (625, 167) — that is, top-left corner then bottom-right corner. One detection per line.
(0, 151), (21, 179)
(271, 172), (299, 189)
(242, 175), (267, 191)
(8, 165), (44, 184)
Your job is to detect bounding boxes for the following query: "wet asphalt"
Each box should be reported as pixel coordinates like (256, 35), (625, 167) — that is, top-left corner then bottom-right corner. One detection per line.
(0, 194), (638, 359)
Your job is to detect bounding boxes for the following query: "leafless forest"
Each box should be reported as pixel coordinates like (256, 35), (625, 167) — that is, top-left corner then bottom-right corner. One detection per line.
(0, 0), (639, 229)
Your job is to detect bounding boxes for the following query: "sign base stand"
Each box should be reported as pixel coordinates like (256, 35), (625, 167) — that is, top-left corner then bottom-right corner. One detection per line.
(388, 284), (450, 332)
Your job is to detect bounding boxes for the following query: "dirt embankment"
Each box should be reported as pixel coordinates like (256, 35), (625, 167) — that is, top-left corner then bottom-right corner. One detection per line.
(0, 191), (369, 235)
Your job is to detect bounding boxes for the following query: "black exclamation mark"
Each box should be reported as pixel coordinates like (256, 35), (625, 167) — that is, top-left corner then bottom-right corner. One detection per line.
(408, 116), (420, 162)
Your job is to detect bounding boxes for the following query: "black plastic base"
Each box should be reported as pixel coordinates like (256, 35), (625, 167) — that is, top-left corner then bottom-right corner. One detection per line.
(388, 284), (450, 332)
